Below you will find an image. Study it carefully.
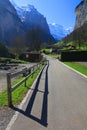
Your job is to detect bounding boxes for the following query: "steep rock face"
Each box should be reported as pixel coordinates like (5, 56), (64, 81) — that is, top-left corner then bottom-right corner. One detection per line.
(17, 5), (50, 33)
(14, 4), (56, 43)
(74, 0), (87, 30)
(0, 0), (24, 44)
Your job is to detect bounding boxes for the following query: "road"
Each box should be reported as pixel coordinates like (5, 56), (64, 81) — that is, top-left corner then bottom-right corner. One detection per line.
(7, 57), (87, 130)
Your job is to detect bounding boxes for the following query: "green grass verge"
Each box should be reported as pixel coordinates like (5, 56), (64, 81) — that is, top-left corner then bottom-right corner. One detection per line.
(64, 62), (87, 76)
(0, 65), (43, 106)
(48, 54), (59, 59)
(42, 48), (51, 54)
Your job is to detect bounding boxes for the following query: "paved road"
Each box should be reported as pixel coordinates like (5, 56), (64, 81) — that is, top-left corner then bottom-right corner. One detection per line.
(8, 57), (87, 130)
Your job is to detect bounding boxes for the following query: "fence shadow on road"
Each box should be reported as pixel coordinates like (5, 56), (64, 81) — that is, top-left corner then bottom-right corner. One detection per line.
(12, 61), (49, 127)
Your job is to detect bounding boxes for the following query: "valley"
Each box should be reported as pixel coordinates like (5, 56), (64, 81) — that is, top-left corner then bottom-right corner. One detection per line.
(0, 1), (87, 130)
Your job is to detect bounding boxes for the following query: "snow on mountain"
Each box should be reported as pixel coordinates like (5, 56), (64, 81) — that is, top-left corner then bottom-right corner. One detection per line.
(10, 0), (36, 12)
(65, 27), (73, 34)
(49, 23), (73, 41)
(10, 0), (73, 42)
(15, 5), (43, 25)
(10, 1), (56, 43)
(10, 0), (51, 34)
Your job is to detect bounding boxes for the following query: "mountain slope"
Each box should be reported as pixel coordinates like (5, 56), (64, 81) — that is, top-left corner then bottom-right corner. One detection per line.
(0, 0), (25, 45)
(11, 3), (56, 44)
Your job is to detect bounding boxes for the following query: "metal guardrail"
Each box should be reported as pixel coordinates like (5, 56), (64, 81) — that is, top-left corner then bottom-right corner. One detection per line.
(7, 61), (46, 107)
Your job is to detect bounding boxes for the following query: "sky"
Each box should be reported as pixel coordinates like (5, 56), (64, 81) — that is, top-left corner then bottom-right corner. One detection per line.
(13, 0), (82, 29)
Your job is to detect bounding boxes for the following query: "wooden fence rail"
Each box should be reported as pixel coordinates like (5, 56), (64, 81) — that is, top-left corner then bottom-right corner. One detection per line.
(7, 61), (46, 107)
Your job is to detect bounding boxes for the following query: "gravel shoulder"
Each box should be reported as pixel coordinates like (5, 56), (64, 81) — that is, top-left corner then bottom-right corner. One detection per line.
(77, 62), (87, 68)
(0, 106), (15, 130)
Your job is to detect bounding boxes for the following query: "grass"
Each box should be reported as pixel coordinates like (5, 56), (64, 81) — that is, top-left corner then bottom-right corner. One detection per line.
(76, 45), (87, 51)
(56, 40), (87, 51)
(55, 41), (64, 46)
(42, 48), (51, 54)
(0, 57), (29, 64)
(0, 65), (43, 106)
(48, 54), (59, 59)
(64, 62), (87, 76)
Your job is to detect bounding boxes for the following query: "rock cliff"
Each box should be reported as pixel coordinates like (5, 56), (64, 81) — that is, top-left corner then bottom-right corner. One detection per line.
(74, 0), (87, 30)
(0, 0), (25, 45)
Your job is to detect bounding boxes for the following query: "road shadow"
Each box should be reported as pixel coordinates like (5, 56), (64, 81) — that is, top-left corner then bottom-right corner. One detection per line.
(12, 61), (49, 127)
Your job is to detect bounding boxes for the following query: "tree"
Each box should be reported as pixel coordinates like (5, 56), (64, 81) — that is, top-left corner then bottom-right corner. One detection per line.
(11, 35), (26, 57)
(0, 42), (9, 57)
(26, 26), (45, 51)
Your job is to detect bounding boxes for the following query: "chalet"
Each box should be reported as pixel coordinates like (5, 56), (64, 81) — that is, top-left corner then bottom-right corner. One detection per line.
(20, 52), (43, 62)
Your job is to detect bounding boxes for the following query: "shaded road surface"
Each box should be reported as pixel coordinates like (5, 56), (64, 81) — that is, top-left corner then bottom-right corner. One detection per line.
(8, 57), (87, 130)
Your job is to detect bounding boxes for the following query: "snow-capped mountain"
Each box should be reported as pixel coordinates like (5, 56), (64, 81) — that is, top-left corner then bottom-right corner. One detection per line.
(15, 5), (51, 33)
(49, 23), (73, 41)
(10, 0), (56, 43)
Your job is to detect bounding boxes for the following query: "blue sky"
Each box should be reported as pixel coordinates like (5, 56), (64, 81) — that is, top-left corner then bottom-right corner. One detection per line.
(13, 0), (81, 29)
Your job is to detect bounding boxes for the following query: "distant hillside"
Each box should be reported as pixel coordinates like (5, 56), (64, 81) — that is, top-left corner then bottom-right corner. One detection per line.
(61, 22), (87, 50)
(57, 0), (87, 50)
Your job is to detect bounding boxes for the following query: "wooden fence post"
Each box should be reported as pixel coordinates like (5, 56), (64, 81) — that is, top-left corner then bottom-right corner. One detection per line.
(25, 79), (27, 87)
(7, 73), (12, 107)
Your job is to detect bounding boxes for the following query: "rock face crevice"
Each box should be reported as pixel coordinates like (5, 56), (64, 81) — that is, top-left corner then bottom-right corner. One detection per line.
(74, 0), (87, 30)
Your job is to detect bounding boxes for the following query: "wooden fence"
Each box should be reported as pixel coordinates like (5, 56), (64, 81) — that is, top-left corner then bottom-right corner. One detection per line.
(7, 61), (46, 107)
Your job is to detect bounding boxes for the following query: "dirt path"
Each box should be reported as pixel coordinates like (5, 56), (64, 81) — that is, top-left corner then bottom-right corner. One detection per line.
(77, 62), (87, 68)
(0, 71), (7, 92)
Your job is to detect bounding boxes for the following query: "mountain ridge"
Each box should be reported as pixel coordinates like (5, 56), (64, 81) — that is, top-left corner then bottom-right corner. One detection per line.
(10, 0), (56, 44)
(11, 0), (72, 42)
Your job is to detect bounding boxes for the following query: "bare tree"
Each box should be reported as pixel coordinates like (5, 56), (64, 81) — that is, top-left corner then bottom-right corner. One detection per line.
(26, 26), (45, 51)
(11, 35), (26, 57)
